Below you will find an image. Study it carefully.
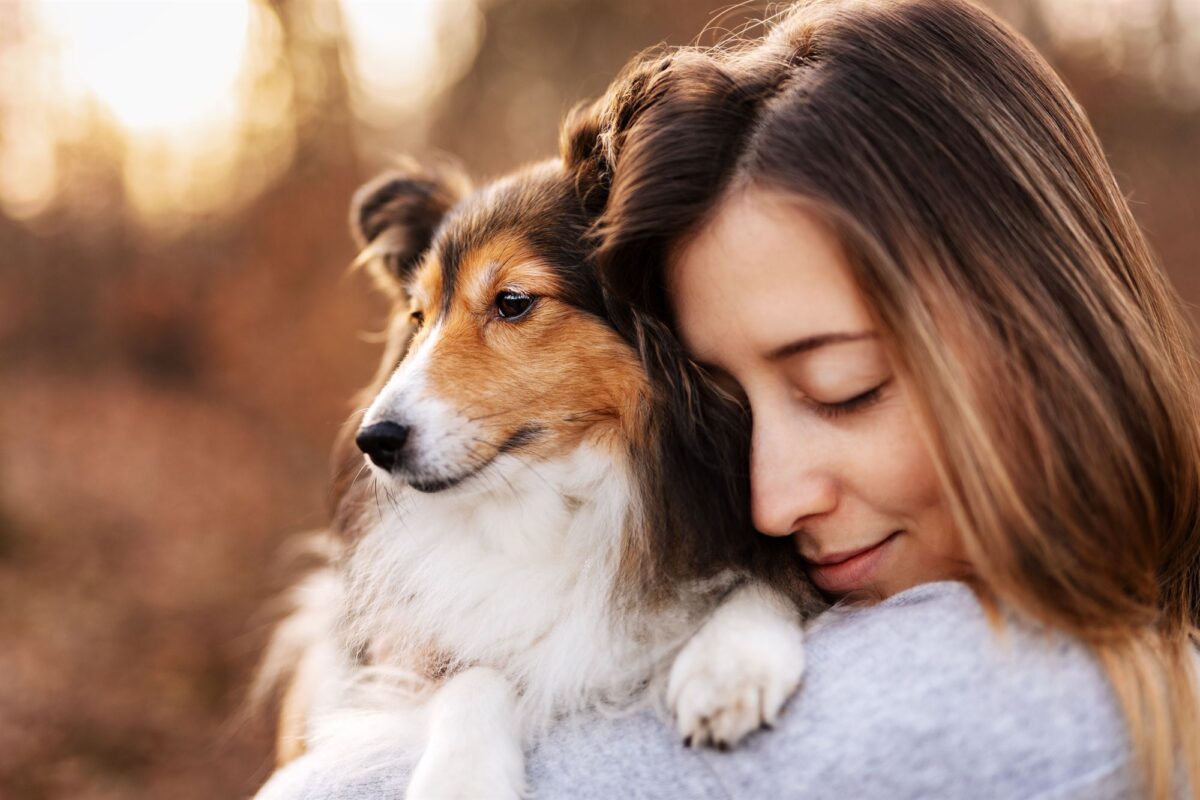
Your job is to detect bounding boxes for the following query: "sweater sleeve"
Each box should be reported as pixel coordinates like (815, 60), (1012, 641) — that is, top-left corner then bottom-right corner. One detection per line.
(254, 581), (1140, 800)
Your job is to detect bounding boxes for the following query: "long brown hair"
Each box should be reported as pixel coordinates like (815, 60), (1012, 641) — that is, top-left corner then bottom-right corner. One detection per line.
(569, 0), (1200, 795)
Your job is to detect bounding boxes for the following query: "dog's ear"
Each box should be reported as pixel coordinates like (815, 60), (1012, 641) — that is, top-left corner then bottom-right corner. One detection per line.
(349, 159), (472, 294)
(560, 97), (604, 172)
(559, 52), (682, 221)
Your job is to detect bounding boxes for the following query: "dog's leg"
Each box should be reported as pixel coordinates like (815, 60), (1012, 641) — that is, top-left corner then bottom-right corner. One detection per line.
(406, 666), (525, 800)
(668, 582), (806, 749)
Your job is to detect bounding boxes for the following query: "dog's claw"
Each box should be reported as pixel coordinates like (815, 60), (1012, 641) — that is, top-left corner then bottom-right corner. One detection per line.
(667, 585), (807, 751)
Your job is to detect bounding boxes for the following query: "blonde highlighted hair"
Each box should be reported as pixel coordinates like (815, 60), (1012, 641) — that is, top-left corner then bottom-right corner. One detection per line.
(574, 0), (1200, 795)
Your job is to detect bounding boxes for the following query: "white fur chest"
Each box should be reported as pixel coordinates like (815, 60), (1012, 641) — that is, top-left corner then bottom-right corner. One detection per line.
(340, 446), (690, 726)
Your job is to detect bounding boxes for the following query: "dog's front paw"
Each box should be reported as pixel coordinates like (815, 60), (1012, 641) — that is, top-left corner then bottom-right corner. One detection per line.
(407, 756), (522, 800)
(667, 584), (805, 749)
(405, 667), (525, 800)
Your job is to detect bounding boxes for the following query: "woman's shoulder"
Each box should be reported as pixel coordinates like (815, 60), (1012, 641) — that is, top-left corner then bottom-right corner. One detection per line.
(726, 580), (1131, 797)
(256, 580), (1138, 800)
(803, 578), (1124, 726)
(527, 580), (1135, 800)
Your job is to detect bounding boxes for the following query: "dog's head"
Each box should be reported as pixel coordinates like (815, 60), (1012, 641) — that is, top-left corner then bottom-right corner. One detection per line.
(336, 120), (809, 603)
(347, 158), (648, 495)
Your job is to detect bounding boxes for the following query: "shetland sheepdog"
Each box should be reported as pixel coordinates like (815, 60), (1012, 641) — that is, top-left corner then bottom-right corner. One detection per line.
(255, 137), (819, 798)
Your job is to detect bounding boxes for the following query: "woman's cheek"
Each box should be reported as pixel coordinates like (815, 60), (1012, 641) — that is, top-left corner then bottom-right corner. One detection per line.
(874, 396), (965, 570)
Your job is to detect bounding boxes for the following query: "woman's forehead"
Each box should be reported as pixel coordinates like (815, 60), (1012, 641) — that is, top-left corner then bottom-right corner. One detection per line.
(667, 188), (876, 365)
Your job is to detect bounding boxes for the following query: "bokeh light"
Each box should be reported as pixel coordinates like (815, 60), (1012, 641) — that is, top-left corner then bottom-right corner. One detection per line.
(36, 0), (253, 133)
(0, 0), (482, 229)
(341, 0), (483, 118)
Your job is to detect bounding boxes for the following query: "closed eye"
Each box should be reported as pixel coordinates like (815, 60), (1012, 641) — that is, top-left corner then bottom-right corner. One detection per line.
(809, 379), (892, 419)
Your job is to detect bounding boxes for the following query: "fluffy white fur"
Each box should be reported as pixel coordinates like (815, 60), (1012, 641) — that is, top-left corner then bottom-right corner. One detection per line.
(342, 446), (703, 728)
(256, 439), (807, 800)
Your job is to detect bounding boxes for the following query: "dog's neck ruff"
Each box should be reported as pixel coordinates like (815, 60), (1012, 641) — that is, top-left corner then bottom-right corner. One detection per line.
(340, 445), (691, 728)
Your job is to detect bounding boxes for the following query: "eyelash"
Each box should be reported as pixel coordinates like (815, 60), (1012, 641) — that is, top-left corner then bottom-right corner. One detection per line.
(697, 363), (891, 421)
(809, 380), (891, 419)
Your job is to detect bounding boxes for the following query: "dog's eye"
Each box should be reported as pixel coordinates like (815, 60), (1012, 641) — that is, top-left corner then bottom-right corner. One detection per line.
(410, 310), (425, 330)
(495, 291), (536, 321)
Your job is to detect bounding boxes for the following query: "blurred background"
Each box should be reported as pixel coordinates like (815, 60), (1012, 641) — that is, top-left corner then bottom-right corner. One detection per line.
(0, 0), (1196, 797)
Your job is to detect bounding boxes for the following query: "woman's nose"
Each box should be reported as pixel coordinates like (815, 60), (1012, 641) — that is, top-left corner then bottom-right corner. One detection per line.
(750, 430), (839, 536)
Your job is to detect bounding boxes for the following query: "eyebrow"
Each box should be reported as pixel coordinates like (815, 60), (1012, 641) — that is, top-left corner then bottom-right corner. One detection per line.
(766, 331), (879, 361)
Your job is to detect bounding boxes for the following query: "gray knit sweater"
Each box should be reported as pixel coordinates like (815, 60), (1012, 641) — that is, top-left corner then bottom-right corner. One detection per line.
(256, 581), (1145, 799)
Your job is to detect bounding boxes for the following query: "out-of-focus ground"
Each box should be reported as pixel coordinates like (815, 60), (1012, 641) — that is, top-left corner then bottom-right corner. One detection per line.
(0, 1), (1196, 797)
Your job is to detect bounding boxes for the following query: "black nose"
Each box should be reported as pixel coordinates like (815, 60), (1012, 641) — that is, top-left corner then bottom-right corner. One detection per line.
(356, 421), (410, 471)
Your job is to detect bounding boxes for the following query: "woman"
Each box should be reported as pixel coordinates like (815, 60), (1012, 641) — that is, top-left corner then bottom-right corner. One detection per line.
(264, 0), (1198, 796)
(581, 0), (1199, 795)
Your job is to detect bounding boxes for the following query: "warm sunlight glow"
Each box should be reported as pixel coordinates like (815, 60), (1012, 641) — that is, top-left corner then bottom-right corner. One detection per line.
(34, 0), (253, 133)
(0, 0), (482, 227)
(0, 0), (295, 227)
(341, 0), (483, 119)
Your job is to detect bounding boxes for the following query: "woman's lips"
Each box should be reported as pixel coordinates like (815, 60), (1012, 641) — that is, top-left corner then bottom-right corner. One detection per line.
(804, 531), (903, 594)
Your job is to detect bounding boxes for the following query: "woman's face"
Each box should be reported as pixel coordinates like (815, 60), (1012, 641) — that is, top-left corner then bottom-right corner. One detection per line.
(668, 188), (967, 599)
